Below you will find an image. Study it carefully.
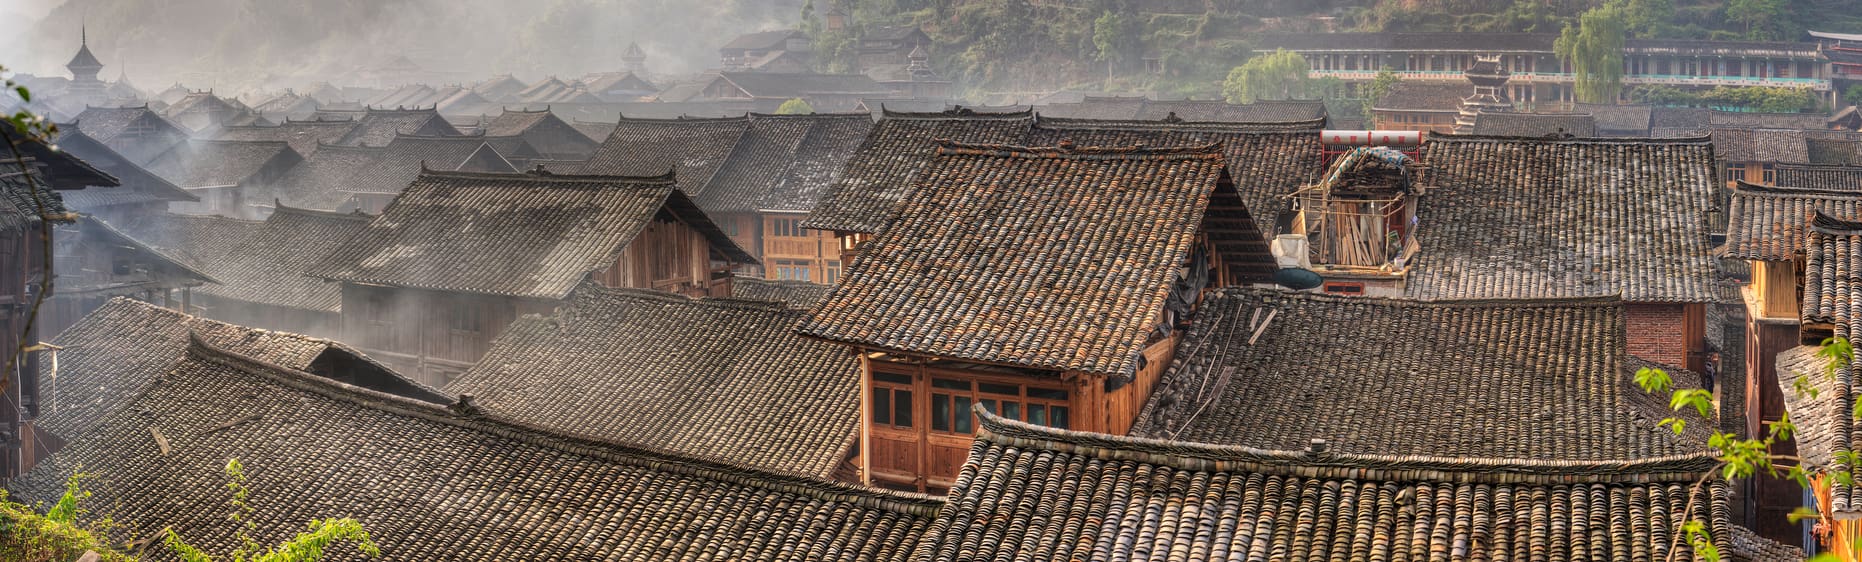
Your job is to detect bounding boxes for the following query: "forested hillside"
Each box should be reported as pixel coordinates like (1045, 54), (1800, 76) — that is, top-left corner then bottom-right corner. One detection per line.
(816, 0), (1862, 98)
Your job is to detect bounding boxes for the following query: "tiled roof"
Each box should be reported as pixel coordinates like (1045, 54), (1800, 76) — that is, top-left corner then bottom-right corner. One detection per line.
(50, 129), (197, 209)
(341, 134), (519, 195)
(1780, 213), (1862, 514)
(1034, 95), (1148, 120)
(699, 113), (873, 214)
(803, 107), (1034, 233)
(569, 119), (617, 142)
(117, 212), (263, 266)
(1471, 112), (1598, 137)
(189, 206), (372, 312)
(1711, 128), (1810, 164)
(1777, 163), (1862, 191)
(266, 143), (386, 210)
(447, 285), (860, 477)
(162, 92), (263, 132)
(1572, 103), (1654, 133)
(1808, 136), (1862, 166)
(55, 217), (217, 291)
(34, 298), (440, 442)
(731, 277), (833, 308)
(1723, 182), (1862, 261)
(580, 115), (750, 197)
(920, 410), (1735, 562)
(14, 337), (939, 561)
(213, 118), (358, 157)
(801, 142), (1248, 377)
(1373, 82), (1467, 112)
(1133, 288), (1711, 460)
(1407, 136), (1720, 302)
(145, 139), (302, 188)
(472, 74), (528, 102)
(723, 29), (805, 50)
(0, 165), (72, 229)
(308, 170), (751, 299)
(333, 107), (461, 147)
(760, 113), (876, 212)
(1026, 116), (1326, 226)
(1650, 107), (1711, 131)
(71, 105), (187, 151)
(1711, 110), (1831, 129)
(1727, 525), (1807, 562)
(1254, 31), (1559, 52)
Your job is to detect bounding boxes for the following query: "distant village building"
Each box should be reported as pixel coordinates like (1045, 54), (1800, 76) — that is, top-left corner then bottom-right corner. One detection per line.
(720, 29), (814, 72)
(332, 106), (462, 147)
(145, 139), (303, 218)
(161, 91), (266, 134)
(305, 169), (755, 384)
(478, 109), (598, 161)
(801, 142), (1277, 492)
(39, 218), (213, 338)
(70, 105), (190, 165)
(50, 126), (198, 222)
(1258, 32), (1836, 105)
(1453, 55), (1512, 133)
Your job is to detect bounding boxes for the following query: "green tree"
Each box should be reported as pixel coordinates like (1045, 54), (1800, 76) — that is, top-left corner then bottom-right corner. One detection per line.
(1554, 4), (1627, 104)
(164, 459), (380, 562)
(1726, 0), (1792, 41)
(775, 98), (816, 114)
(1221, 49), (1312, 104)
(1361, 67), (1399, 120)
(1843, 84), (1862, 108)
(1615, 0), (1676, 37)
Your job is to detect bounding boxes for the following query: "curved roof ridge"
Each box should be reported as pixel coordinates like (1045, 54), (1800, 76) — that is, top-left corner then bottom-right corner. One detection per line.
(615, 113), (751, 123)
(268, 201), (375, 222)
(1220, 285), (1628, 309)
(933, 138), (1224, 158)
(1811, 210), (1862, 235)
(880, 106), (1035, 120)
(1733, 180), (1862, 197)
(976, 407), (1716, 482)
(1033, 114), (1327, 132)
(413, 167), (679, 185)
(1431, 133), (1714, 145)
(180, 335), (946, 515)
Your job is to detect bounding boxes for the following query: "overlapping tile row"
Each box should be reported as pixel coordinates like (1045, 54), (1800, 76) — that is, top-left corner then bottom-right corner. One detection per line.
(1711, 128), (1810, 164)
(1471, 112), (1598, 138)
(579, 115), (751, 197)
(1136, 99), (1328, 122)
(51, 129), (198, 209)
(698, 114), (836, 213)
(761, 113), (878, 213)
(265, 143), (386, 210)
(801, 142), (1226, 377)
(189, 205), (371, 312)
(1133, 288), (1711, 460)
(917, 411), (1735, 562)
(12, 339), (939, 561)
(446, 285), (860, 477)
(803, 108), (1034, 233)
(1777, 163), (1862, 191)
(1723, 182), (1862, 261)
(1779, 213), (1862, 515)
(331, 107), (460, 147)
(1027, 116), (1325, 222)
(307, 169), (747, 300)
(733, 277), (834, 308)
(1407, 136), (1719, 302)
(118, 212), (262, 266)
(35, 298), (338, 440)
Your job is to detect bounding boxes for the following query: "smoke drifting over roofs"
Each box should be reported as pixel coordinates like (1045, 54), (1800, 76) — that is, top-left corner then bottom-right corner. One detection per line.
(6, 0), (806, 91)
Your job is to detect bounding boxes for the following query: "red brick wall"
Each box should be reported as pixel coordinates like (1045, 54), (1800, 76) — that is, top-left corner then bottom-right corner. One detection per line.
(1626, 303), (1690, 367)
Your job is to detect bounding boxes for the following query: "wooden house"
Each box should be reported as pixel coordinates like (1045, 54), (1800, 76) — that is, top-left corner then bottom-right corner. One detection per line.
(1369, 82), (1464, 132)
(39, 217), (213, 337)
(693, 113), (873, 282)
(1777, 213), (1862, 551)
(145, 139), (303, 218)
(161, 90), (265, 133)
(0, 126), (117, 477)
(70, 105), (191, 165)
(720, 29), (813, 72)
(798, 141), (1274, 493)
(697, 72), (892, 113)
(445, 284), (861, 479)
(306, 169), (754, 385)
(1723, 182), (1862, 540)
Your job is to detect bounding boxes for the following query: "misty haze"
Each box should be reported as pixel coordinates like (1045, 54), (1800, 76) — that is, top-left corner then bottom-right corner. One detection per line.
(2, 0), (1862, 560)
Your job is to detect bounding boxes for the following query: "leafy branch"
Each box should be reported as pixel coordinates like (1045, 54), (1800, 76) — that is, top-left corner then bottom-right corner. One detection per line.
(1636, 335), (1856, 561)
(163, 459), (381, 562)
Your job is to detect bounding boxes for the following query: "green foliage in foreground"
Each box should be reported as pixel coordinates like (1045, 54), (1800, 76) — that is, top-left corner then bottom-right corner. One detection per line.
(0, 460), (378, 562)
